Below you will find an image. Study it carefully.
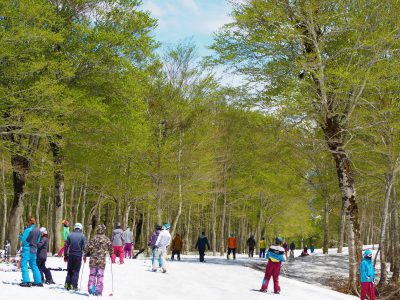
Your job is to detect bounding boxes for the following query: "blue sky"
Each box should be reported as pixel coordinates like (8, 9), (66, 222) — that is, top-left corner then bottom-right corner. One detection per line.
(142, 0), (233, 57)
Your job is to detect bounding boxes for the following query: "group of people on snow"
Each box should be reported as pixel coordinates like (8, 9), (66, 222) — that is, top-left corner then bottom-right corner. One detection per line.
(148, 223), (172, 273)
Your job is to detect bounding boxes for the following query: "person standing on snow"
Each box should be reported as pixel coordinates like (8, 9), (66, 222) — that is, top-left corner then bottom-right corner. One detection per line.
(84, 224), (113, 296)
(310, 244), (315, 254)
(111, 222), (125, 264)
(289, 241), (295, 258)
(260, 237), (285, 294)
(4, 240), (11, 261)
(57, 220), (70, 257)
(37, 227), (54, 284)
(123, 226), (133, 259)
(227, 233), (237, 260)
(171, 233), (183, 261)
(64, 223), (86, 291)
(247, 235), (256, 258)
(282, 242), (289, 259)
(19, 217), (42, 287)
(153, 223), (172, 273)
(195, 232), (210, 262)
(148, 224), (162, 266)
(259, 237), (267, 258)
(360, 249), (375, 300)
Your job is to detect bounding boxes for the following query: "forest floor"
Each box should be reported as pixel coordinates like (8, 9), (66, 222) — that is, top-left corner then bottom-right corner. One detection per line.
(0, 250), (361, 300)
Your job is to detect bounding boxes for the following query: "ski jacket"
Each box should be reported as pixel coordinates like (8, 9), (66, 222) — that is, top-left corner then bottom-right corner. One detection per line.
(266, 245), (285, 262)
(155, 229), (172, 251)
(171, 235), (183, 251)
(259, 240), (267, 249)
(65, 230), (86, 257)
(112, 228), (124, 246)
(37, 236), (49, 260)
(290, 242), (295, 250)
(360, 257), (375, 283)
(85, 225), (113, 269)
(227, 237), (237, 249)
(122, 229), (133, 244)
(20, 225), (41, 254)
(148, 230), (161, 248)
(247, 237), (256, 248)
(62, 225), (70, 242)
(195, 235), (210, 251)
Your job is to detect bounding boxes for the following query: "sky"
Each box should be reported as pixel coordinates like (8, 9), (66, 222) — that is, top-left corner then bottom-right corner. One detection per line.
(142, 0), (233, 57)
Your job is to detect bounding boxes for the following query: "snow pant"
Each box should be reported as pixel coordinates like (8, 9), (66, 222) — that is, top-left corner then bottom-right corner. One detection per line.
(21, 249), (42, 284)
(261, 260), (281, 293)
(361, 282), (376, 300)
(124, 243), (132, 259)
(153, 248), (167, 271)
(37, 257), (53, 283)
(259, 248), (266, 258)
(88, 267), (105, 296)
(57, 242), (66, 257)
(199, 249), (206, 262)
(289, 249), (294, 258)
(249, 247), (255, 257)
(111, 246), (124, 264)
(65, 255), (82, 289)
(227, 248), (236, 259)
(151, 247), (162, 266)
(171, 250), (181, 261)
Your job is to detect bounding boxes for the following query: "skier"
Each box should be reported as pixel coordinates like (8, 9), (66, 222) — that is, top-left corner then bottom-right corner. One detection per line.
(64, 223), (86, 291)
(37, 227), (54, 284)
(227, 233), (237, 260)
(171, 233), (183, 261)
(195, 232), (210, 262)
(289, 241), (295, 258)
(84, 224), (113, 296)
(360, 249), (375, 300)
(122, 226), (133, 259)
(247, 235), (256, 258)
(282, 241), (289, 259)
(260, 237), (285, 294)
(19, 217), (42, 287)
(111, 222), (124, 264)
(57, 219), (70, 257)
(153, 223), (172, 273)
(4, 240), (11, 261)
(148, 224), (162, 266)
(259, 237), (267, 258)
(310, 243), (315, 254)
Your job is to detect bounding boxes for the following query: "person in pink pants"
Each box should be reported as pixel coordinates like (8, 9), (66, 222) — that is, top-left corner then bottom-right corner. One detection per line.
(260, 237), (285, 294)
(111, 223), (124, 264)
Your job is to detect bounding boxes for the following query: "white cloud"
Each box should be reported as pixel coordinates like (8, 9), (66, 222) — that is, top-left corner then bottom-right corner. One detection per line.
(180, 0), (200, 13)
(142, 1), (166, 17)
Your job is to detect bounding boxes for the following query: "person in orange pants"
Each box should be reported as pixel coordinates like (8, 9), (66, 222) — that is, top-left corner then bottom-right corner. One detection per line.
(260, 237), (285, 294)
(227, 234), (237, 260)
(111, 223), (124, 264)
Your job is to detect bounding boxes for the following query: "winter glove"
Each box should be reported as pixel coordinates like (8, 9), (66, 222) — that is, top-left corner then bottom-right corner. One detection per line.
(64, 256), (68, 262)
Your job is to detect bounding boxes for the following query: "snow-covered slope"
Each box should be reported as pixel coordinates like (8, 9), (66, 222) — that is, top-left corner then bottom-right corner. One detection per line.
(0, 256), (357, 300)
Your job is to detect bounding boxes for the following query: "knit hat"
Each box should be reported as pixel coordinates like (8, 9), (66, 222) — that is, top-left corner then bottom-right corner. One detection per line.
(164, 223), (170, 230)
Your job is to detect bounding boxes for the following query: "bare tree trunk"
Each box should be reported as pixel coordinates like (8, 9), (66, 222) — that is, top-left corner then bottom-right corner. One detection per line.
(338, 200), (346, 253)
(131, 199), (137, 247)
(81, 174), (88, 229)
(347, 218), (357, 292)
(219, 188), (227, 256)
(184, 203), (191, 253)
(1, 156), (7, 247)
(391, 183), (400, 282)
(171, 131), (184, 237)
(73, 185), (83, 226)
(212, 191), (217, 256)
(36, 185), (42, 226)
(69, 183), (75, 227)
(323, 195), (329, 254)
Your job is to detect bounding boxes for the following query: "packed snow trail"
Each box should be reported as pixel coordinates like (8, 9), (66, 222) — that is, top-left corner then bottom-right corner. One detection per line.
(0, 256), (357, 300)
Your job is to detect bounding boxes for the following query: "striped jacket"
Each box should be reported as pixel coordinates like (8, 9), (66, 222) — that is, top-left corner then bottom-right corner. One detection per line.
(266, 245), (285, 262)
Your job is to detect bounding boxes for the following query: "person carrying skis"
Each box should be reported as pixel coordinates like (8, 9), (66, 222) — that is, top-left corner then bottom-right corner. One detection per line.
(57, 219), (70, 257)
(111, 222), (124, 264)
(289, 241), (295, 258)
(19, 217), (42, 287)
(360, 249), (375, 300)
(37, 227), (54, 284)
(227, 233), (237, 260)
(259, 237), (267, 258)
(260, 236), (285, 294)
(64, 223), (86, 291)
(195, 232), (210, 262)
(122, 226), (133, 259)
(171, 233), (183, 261)
(153, 223), (171, 273)
(148, 224), (162, 266)
(84, 224), (113, 296)
(247, 235), (256, 258)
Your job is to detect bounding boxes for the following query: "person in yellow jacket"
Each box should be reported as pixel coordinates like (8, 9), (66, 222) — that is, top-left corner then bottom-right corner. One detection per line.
(259, 237), (267, 258)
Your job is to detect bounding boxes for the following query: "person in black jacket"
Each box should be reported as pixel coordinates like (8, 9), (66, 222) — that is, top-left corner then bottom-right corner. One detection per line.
(37, 227), (54, 284)
(247, 235), (256, 258)
(195, 232), (210, 262)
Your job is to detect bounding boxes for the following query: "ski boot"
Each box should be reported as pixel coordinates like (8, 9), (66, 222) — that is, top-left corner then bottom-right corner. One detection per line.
(46, 279), (55, 285)
(32, 282), (43, 287)
(19, 282), (32, 287)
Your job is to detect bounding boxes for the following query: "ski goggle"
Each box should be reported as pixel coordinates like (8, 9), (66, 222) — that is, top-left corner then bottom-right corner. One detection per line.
(366, 254), (373, 258)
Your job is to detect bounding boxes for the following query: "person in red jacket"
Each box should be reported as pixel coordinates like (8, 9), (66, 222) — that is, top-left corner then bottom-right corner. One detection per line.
(227, 234), (237, 260)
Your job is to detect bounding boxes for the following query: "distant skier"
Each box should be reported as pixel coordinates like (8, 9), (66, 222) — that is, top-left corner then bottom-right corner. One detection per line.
(123, 226), (133, 259)
(300, 245), (309, 257)
(57, 219), (70, 257)
(247, 235), (256, 258)
(37, 227), (54, 284)
(148, 224), (162, 266)
(289, 241), (295, 258)
(260, 237), (285, 294)
(227, 233), (237, 260)
(195, 232), (210, 262)
(111, 222), (124, 264)
(4, 240), (11, 260)
(360, 249), (375, 300)
(171, 233), (183, 261)
(153, 223), (171, 273)
(259, 237), (267, 258)
(282, 242), (289, 259)
(19, 217), (42, 287)
(310, 244), (315, 254)
(64, 223), (86, 291)
(84, 224), (113, 296)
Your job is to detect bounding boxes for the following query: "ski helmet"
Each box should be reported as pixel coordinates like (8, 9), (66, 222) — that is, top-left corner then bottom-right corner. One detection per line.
(74, 223), (83, 231)
(40, 227), (47, 234)
(275, 237), (283, 244)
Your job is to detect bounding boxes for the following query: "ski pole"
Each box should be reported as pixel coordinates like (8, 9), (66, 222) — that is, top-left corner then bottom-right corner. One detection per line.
(109, 257), (114, 296)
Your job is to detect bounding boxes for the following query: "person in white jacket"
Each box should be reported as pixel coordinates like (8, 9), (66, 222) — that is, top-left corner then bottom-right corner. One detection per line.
(152, 223), (171, 273)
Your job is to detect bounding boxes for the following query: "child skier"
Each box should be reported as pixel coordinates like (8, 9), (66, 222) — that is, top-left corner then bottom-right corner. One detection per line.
(84, 224), (113, 296)
(153, 223), (171, 273)
(122, 226), (133, 259)
(260, 237), (285, 294)
(360, 249), (375, 300)
(37, 227), (54, 284)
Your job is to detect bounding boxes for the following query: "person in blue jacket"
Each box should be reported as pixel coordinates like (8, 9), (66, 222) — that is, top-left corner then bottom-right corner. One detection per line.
(19, 217), (42, 287)
(195, 232), (211, 262)
(360, 249), (375, 300)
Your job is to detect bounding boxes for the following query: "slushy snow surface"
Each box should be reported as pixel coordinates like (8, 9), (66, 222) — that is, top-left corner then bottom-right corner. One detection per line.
(0, 255), (358, 300)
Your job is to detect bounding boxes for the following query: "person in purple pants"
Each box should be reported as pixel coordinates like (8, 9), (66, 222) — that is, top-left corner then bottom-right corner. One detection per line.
(123, 227), (133, 259)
